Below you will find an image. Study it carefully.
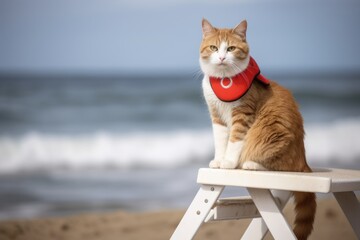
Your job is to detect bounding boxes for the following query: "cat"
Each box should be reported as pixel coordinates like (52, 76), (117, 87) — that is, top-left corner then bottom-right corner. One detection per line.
(199, 18), (316, 240)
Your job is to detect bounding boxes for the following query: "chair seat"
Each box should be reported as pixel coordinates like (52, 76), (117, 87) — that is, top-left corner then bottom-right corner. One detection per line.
(197, 168), (360, 193)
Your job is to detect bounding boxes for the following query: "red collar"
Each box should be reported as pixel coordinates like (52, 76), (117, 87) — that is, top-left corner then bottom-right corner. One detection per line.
(209, 57), (270, 102)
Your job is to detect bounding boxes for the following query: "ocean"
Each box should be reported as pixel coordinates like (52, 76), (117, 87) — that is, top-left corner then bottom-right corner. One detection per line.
(0, 72), (360, 220)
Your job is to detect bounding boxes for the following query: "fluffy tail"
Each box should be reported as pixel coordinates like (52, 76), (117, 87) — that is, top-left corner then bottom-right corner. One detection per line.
(293, 190), (316, 240)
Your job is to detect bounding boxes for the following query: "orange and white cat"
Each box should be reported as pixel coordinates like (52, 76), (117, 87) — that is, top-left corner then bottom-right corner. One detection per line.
(200, 19), (316, 240)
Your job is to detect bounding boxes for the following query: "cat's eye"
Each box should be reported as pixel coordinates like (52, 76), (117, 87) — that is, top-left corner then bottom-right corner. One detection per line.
(227, 46), (236, 52)
(209, 45), (218, 51)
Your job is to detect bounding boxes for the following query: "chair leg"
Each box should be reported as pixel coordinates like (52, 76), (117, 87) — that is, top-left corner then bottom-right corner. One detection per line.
(170, 184), (224, 240)
(241, 218), (268, 240)
(247, 188), (296, 240)
(241, 190), (291, 240)
(333, 191), (360, 238)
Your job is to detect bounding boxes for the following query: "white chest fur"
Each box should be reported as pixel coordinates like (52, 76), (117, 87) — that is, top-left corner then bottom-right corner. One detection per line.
(202, 75), (240, 127)
(203, 75), (247, 169)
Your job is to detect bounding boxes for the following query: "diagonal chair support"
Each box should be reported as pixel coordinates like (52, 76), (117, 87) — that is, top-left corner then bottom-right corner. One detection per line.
(333, 191), (360, 238)
(241, 189), (291, 240)
(247, 188), (296, 240)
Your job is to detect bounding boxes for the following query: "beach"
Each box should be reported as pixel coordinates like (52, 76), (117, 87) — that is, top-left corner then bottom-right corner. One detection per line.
(0, 198), (357, 240)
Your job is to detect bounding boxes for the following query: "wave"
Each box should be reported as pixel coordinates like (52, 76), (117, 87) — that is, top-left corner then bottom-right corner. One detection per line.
(0, 130), (213, 173)
(0, 118), (360, 173)
(305, 118), (360, 165)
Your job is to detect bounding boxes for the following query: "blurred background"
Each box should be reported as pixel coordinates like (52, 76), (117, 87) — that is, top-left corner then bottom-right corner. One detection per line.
(0, 0), (359, 220)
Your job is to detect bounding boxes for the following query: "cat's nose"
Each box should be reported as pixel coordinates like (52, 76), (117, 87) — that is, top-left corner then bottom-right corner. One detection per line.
(219, 57), (226, 62)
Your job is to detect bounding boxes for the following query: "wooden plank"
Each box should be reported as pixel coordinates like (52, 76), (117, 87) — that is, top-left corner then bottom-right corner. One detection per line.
(197, 168), (360, 193)
(213, 196), (262, 220)
(197, 168), (332, 193)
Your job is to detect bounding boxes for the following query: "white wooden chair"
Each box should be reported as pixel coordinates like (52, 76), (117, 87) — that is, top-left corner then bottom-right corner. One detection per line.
(170, 168), (360, 240)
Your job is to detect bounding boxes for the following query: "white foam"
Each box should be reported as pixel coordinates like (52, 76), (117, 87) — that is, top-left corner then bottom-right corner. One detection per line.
(305, 118), (360, 165)
(0, 130), (213, 173)
(0, 118), (360, 173)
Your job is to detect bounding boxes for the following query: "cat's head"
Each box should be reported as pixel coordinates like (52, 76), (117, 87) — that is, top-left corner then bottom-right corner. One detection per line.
(199, 19), (250, 78)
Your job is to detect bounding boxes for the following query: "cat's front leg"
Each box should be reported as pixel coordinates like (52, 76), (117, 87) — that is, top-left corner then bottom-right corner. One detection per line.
(220, 117), (247, 169)
(221, 140), (243, 169)
(209, 123), (229, 168)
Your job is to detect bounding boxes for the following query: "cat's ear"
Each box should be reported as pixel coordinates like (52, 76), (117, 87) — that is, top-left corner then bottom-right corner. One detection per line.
(233, 20), (247, 39)
(202, 18), (215, 37)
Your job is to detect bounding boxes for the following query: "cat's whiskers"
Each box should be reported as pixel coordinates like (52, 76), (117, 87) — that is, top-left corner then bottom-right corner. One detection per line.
(228, 61), (248, 77)
(192, 68), (204, 81)
(228, 61), (252, 86)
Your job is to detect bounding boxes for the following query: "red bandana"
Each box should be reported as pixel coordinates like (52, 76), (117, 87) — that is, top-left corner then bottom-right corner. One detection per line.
(209, 57), (270, 102)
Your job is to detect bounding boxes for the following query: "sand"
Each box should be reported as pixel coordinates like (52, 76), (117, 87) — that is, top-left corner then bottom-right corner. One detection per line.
(0, 198), (357, 240)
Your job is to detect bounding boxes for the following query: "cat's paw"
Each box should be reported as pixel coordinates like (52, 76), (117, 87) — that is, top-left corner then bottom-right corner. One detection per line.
(241, 161), (267, 171)
(209, 160), (221, 168)
(220, 160), (237, 169)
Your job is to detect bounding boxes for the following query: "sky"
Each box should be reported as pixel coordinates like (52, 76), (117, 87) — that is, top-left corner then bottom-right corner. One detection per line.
(0, 0), (359, 74)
